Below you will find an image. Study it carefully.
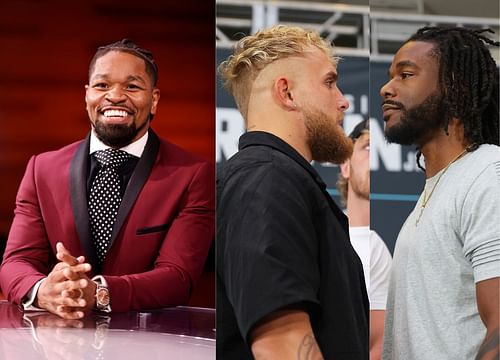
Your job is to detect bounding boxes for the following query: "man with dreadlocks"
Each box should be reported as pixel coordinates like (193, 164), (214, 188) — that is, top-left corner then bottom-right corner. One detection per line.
(0, 40), (214, 319)
(380, 26), (499, 359)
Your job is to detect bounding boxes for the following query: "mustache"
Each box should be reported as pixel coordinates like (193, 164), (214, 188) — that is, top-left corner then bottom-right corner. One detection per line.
(381, 100), (404, 109)
(98, 103), (135, 113)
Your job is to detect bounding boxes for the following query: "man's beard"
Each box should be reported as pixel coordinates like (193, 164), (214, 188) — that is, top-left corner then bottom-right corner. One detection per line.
(93, 118), (147, 148)
(384, 91), (445, 145)
(304, 106), (353, 164)
(350, 164), (369, 200)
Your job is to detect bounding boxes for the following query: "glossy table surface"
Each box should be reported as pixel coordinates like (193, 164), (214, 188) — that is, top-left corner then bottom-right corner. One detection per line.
(0, 300), (215, 359)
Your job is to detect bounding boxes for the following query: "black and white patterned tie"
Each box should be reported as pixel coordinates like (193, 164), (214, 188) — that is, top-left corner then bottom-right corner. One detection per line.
(89, 149), (132, 264)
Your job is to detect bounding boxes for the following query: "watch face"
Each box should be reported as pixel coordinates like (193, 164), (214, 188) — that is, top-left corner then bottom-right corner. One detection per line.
(97, 288), (110, 307)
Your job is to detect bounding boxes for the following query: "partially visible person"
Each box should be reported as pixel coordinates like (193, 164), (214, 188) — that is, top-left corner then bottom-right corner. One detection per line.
(380, 26), (499, 359)
(217, 25), (369, 359)
(0, 39), (214, 319)
(337, 118), (392, 360)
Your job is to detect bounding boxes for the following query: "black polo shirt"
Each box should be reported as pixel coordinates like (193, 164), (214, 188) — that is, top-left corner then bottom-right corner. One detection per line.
(217, 131), (369, 359)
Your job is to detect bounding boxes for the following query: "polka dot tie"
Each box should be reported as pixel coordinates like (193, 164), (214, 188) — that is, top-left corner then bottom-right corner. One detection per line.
(89, 149), (132, 264)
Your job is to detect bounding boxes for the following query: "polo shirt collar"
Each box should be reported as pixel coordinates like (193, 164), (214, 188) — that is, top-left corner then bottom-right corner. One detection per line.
(238, 131), (327, 190)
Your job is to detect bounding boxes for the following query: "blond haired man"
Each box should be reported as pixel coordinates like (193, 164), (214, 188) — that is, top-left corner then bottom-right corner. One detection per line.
(337, 119), (392, 360)
(217, 25), (369, 359)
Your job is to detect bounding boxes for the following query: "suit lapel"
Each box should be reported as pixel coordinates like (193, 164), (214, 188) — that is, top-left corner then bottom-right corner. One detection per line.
(69, 134), (100, 271)
(108, 129), (160, 250)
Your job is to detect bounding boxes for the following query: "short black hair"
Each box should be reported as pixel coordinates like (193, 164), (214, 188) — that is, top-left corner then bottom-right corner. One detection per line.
(408, 27), (499, 147)
(88, 39), (158, 86)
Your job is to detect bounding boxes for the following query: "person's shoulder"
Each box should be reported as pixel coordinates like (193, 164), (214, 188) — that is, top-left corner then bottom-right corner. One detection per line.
(464, 145), (500, 179)
(475, 144), (500, 157)
(369, 230), (393, 271)
(219, 145), (311, 195)
(466, 144), (500, 168)
(369, 230), (384, 243)
(34, 138), (85, 163)
(157, 137), (211, 167)
(225, 143), (306, 176)
(451, 144), (499, 188)
(227, 142), (274, 164)
(369, 230), (392, 257)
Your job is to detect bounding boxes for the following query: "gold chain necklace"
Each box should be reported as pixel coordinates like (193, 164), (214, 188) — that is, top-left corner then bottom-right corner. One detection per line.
(415, 148), (468, 226)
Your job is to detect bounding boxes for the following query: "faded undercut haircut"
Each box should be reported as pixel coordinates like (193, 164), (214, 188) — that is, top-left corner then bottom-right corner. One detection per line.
(218, 25), (338, 121)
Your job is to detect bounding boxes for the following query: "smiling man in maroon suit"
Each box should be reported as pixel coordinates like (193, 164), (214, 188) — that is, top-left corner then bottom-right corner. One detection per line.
(0, 40), (214, 319)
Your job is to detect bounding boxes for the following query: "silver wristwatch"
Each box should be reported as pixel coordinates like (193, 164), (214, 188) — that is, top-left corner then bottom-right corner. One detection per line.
(95, 283), (111, 313)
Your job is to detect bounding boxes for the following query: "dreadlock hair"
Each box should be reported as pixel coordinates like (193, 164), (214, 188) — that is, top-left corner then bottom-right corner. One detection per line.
(88, 39), (158, 87)
(407, 27), (499, 171)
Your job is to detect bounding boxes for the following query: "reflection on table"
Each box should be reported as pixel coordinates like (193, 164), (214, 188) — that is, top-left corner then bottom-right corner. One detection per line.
(0, 300), (215, 359)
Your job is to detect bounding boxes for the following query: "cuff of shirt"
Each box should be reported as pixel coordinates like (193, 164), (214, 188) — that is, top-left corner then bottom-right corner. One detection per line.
(92, 275), (108, 287)
(22, 278), (47, 311)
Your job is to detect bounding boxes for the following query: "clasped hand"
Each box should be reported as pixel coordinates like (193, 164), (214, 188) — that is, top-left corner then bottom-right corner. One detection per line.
(35, 242), (97, 319)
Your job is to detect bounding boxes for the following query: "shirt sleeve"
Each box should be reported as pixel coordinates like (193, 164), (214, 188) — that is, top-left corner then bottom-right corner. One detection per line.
(218, 162), (321, 342)
(461, 161), (500, 283)
(22, 278), (46, 311)
(369, 231), (392, 310)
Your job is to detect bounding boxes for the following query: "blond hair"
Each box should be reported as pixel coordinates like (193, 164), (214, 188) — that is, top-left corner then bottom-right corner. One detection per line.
(336, 129), (369, 206)
(218, 25), (337, 120)
(336, 171), (349, 207)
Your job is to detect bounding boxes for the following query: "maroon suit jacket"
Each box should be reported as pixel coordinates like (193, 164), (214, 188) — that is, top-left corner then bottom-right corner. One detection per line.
(0, 129), (214, 312)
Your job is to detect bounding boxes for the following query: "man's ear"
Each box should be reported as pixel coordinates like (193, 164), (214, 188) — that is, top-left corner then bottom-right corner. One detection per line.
(84, 84), (89, 110)
(340, 160), (351, 179)
(150, 88), (161, 115)
(272, 77), (297, 111)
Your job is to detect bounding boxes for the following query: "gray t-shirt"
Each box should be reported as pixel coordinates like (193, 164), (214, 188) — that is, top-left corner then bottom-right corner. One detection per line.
(382, 144), (500, 360)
